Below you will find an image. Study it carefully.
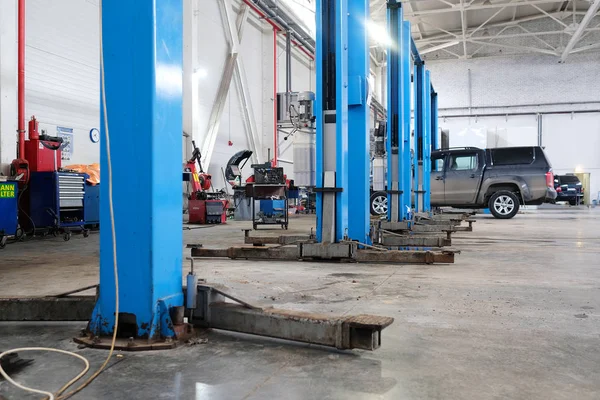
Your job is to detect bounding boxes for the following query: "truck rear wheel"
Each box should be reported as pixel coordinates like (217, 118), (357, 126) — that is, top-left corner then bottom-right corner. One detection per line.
(370, 192), (388, 216)
(488, 191), (520, 219)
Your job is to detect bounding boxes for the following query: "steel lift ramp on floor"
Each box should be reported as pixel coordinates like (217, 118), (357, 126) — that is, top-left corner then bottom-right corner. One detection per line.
(0, 281), (393, 352)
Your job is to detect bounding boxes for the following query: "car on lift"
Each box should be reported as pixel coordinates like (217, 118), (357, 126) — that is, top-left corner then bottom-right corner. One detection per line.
(554, 174), (584, 205)
(370, 146), (557, 219)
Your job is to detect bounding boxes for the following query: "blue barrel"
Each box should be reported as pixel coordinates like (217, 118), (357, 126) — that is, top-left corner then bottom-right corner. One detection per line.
(0, 181), (18, 236)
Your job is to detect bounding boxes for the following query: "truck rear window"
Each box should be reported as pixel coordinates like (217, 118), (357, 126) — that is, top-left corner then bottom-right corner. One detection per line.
(491, 147), (534, 165)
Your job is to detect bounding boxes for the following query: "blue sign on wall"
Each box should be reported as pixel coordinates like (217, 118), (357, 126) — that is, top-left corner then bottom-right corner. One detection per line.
(57, 126), (74, 161)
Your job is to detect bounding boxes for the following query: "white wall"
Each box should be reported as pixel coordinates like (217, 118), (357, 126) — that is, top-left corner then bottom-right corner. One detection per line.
(426, 52), (600, 199)
(428, 52), (600, 114)
(543, 113), (600, 201)
(0, 0), (99, 172)
(26, 0), (100, 165)
(0, 0), (315, 189)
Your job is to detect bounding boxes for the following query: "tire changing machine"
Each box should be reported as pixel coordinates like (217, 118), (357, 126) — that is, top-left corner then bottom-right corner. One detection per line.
(1, 0), (393, 352)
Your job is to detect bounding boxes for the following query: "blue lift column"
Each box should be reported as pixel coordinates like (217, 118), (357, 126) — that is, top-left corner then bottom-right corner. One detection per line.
(413, 61), (424, 213)
(423, 72), (433, 212)
(89, 0), (184, 340)
(347, 0), (371, 244)
(315, 0), (370, 244)
(431, 86), (439, 152)
(386, 1), (411, 223)
(413, 61), (433, 213)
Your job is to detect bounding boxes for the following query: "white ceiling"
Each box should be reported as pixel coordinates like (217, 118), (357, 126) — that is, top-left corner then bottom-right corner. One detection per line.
(281, 0), (600, 61)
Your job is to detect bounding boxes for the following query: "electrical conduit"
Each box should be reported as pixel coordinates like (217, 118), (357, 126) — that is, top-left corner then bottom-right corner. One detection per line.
(17, 0), (25, 157)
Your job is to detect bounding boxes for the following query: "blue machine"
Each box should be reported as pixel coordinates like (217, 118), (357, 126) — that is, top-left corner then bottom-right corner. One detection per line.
(28, 171), (89, 239)
(0, 181), (18, 248)
(89, 0), (184, 340)
(315, 0), (371, 244)
(259, 199), (286, 216)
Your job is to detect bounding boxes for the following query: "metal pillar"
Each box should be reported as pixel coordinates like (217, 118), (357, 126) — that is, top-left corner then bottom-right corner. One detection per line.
(386, 1), (411, 222)
(401, 21), (412, 218)
(422, 77), (433, 212)
(423, 74), (431, 212)
(347, 0), (371, 244)
(431, 87), (439, 151)
(90, 0), (184, 339)
(316, 0), (370, 244)
(413, 62), (424, 213)
(413, 62), (433, 213)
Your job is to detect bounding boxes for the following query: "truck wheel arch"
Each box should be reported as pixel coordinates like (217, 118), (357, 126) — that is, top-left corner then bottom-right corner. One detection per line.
(480, 181), (526, 205)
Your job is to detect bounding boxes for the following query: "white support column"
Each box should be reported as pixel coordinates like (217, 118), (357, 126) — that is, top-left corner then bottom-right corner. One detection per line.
(459, 0), (469, 58)
(560, 0), (600, 62)
(202, 0), (261, 170)
(183, 0), (199, 163)
(0, 1), (18, 174)
(233, 52), (262, 165)
(261, 27), (276, 162)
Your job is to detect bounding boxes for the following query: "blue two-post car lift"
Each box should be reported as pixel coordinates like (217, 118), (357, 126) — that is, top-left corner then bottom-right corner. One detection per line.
(72, 0), (396, 351)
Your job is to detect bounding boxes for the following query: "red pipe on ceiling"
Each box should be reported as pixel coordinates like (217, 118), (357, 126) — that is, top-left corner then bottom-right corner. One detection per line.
(240, 0), (316, 167)
(241, 0), (314, 61)
(17, 0), (26, 158)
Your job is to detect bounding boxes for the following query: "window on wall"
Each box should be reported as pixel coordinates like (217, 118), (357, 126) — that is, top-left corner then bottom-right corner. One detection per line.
(449, 154), (478, 171)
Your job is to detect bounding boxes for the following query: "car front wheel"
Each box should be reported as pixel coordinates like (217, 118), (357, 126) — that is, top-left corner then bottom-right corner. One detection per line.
(488, 190), (520, 219)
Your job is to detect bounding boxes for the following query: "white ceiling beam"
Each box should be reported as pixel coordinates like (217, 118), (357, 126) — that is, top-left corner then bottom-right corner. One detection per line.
(202, 0), (261, 170)
(403, 1), (424, 39)
(469, 25), (514, 57)
(570, 40), (600, 54)
(419, 18), (461, 38)
(418, 31), (559, 45)
(460, 0), (469, 57)
(516, 24), (556, 51)
(576, 20), (600, 42)
(420, 40), (461, 54)
(440, 47), (463, 58)
(468, 38), (558, 55)
(529, 3), (569, 27)
(413, 10), (588, 43)
(560, 0), (600, 62)
(403, 0), (568, 16)
(469, 0), (519, 37)
(436, 0), (456, 7)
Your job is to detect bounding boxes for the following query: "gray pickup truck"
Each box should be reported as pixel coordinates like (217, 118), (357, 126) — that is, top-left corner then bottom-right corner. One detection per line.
(430, 146), (557, 218)
(370, 146), (557, 219)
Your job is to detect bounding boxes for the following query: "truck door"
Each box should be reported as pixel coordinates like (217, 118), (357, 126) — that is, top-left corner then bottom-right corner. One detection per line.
(430, 153), (446, 205)
(444, 151), (482, 204)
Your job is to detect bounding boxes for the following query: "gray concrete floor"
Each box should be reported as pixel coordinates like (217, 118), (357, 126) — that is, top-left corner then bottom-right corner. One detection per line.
(1, 209), (599, 399)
